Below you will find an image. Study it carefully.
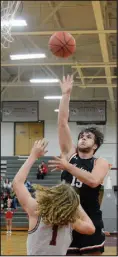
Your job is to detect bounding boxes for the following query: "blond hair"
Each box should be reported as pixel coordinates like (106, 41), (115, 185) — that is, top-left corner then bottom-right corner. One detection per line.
(35, 183), (80, 226)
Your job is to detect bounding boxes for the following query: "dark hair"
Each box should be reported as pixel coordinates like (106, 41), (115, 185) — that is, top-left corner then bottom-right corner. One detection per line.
(78, 127), (104, 153)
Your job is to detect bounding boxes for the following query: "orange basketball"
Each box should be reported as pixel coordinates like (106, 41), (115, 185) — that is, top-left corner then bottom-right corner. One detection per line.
(48, 31), (76, 58)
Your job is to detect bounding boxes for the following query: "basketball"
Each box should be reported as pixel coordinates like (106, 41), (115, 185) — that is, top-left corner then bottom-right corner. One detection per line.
(48, 31), (76, 58)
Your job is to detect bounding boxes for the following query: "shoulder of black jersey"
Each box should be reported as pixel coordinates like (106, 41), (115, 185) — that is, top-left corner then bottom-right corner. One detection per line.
(68, 153), (78, 162)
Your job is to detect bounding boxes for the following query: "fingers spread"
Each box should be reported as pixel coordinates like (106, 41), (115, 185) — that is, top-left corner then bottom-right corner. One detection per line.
(38, 138), (48, 148)
(40, 138), (46, 145)
(37, 139), (41, 147)
(62, 75), (73, 84)
(43, 140), (48, 149)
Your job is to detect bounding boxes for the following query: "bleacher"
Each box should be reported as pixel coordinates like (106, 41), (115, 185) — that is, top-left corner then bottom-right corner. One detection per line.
(1, 159), (7, 178)
(1, 156), (61, 230)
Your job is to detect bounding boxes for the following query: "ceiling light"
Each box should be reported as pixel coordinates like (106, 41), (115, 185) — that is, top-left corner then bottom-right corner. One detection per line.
(1, 19), (27, 27)
(30, 79), (59, 83)
(54, 109), (59, 112)
(10, 53), (46, 60)
(44, 96), (62, 100)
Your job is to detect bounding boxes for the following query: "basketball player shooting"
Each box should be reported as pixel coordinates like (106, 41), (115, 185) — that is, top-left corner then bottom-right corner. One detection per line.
(12, 139), (95, 256)
(48, 75), (110, 256)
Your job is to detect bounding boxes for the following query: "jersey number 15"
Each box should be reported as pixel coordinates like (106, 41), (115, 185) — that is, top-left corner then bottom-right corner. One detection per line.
(71, 176), (83, 188)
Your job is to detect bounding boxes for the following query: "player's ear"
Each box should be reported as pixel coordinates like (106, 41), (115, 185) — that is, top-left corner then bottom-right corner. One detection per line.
(93, 144), (97, 151)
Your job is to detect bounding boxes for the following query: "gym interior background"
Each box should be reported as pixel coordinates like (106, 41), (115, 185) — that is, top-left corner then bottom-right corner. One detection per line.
(1, 1), (117, 255)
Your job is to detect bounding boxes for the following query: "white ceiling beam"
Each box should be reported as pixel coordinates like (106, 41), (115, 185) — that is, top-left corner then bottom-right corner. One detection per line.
(92, 1), (115, 111)
(1, 69), (26, 97)
(78, 84), (116, 88)
(1, 82), (116, 88)
(46, 65), (59, 79)
(73, 63), (116, 68)
(86, 68), (103, 85)
(2, 62), (116, 68)
(11, 29), (116, 36)
(76, 76), (117, 79)
(39, 1), (64, 28)
(75, 65), (85, 86)
(70, 68), (81, 78)
(26, 35), (41, 50)
(48, 1), (62, 28)
(1, 74), (20, 97)
(1, 67), (10, 77)
(72, 35), (86, 86)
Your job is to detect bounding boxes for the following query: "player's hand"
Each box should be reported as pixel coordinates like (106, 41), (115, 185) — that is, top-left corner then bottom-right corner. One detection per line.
(60, 75), (73, 95)
(30, 139), (48, 160)
(48, 155), (69, 171)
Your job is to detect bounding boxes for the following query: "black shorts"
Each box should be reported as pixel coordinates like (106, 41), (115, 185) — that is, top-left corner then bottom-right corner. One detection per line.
(67, 227), (105, 255)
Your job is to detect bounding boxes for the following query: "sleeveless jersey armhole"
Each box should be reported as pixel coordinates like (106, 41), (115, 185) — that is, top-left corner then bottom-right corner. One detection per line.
(28, 216), (41, 234)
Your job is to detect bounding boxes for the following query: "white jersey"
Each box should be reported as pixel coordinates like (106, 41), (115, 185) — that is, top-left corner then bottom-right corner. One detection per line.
(27, 217), (72, 255)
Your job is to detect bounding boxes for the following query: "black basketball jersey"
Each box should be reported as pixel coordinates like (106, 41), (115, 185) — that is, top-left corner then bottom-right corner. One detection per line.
(61, 153), (103, 227)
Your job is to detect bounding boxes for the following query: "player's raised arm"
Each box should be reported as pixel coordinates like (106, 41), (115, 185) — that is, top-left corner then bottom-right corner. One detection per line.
(58, 75), (76, 158)
(12, 139), (48, 216)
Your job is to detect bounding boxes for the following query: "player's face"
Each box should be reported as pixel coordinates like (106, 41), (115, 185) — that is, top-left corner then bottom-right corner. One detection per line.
(77, 132), (97, 153)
